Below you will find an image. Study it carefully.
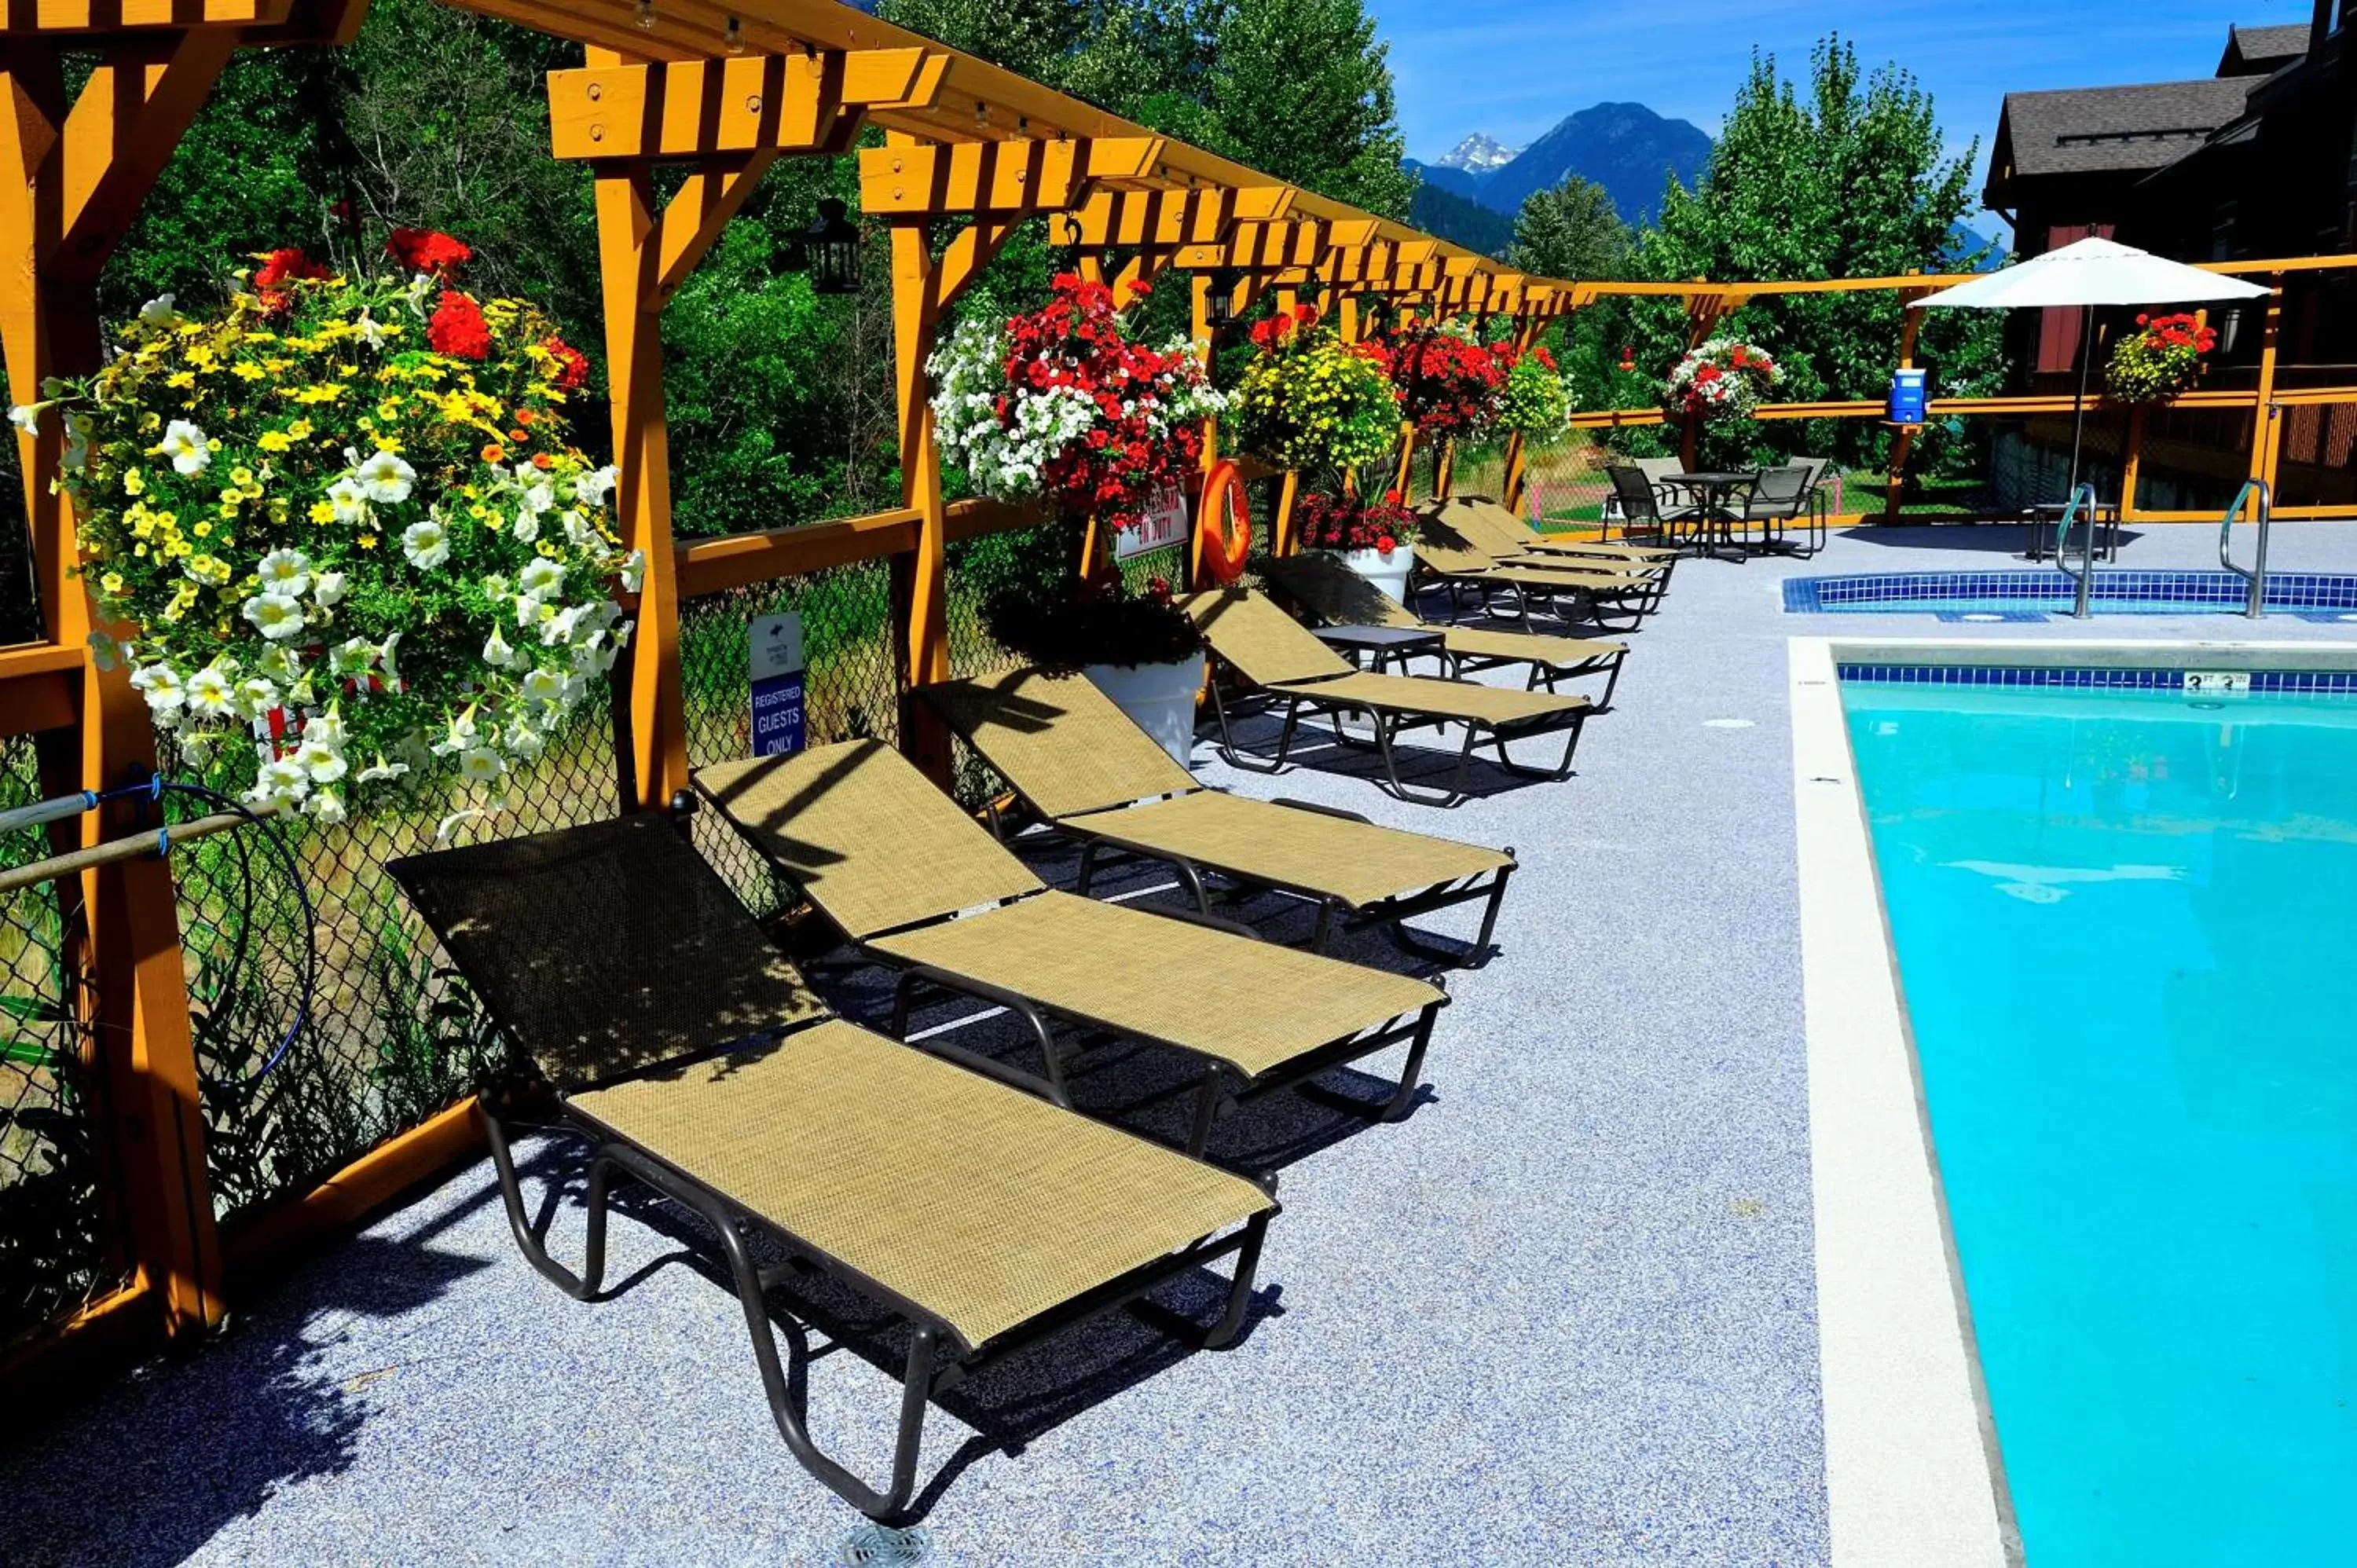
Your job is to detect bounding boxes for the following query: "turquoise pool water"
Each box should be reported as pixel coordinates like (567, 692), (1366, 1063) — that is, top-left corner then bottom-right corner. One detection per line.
(1843, 680), (2357, 1566)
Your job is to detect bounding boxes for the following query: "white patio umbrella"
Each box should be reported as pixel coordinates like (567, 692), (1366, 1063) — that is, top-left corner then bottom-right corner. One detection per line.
(1912, 236), (2271, 503)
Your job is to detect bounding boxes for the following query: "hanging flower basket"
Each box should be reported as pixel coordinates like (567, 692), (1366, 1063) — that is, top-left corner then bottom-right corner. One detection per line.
(13, 232), (636, 825)
(2106, 312), (2216, 404)
(1384, 321), (1508, 442)
(1494, 344), (1571, 441)
(1228, 305), (1402, 482)
(929, 274), (1222, 670)
(1662, 338), (1782, 423)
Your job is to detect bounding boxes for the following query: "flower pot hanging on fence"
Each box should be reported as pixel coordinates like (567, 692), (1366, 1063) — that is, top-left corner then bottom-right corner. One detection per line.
(1662, 338), (1782, 423)
(2105, 313), (2216, 404)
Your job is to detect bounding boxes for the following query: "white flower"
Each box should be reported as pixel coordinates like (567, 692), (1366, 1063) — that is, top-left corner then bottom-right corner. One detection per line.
(401, 520), (449, 570)
(511, 511), (540, 544)
(180, 731), (217, 766)
(505, 721), (545, 761)
(130, 662), (185, 714)
(515, 594), (545, 628)
(185, 665), (237, 719)
(251, 757), (311, 804)
(330, 638), (376, 677)
(573, 466), (618, 507)
(539, 603), (585, 647)
(431, 707), (481, 757)
(356, 754), (410, 786)
(241, 592), (306, 641)
(311, 571), (346, 607)
(159, 419), (211, 476)
(295, 740), (348, 785)
(328, 476), (368, 522)
(517, 558), (566, 600)
(62, 413), (90, 471)
(238, 677), (281, 719)
(376, 631), (401, 683)
(519, 480), (555, 516)
(355, 449), (417, 504)
(619, 550), (647, 593)
(8, 402), (45, 435)
(257, 548), (312, 597)
(458, 748), (506, 784)
(138, 293), (178, 327)
(304, 789), (347, 826)
(482, 627), (519, 669)
(355, 310), (388, 349)
(304, 707), (348, 749)
(519, 666), (566, 705)
(405, 273), (434, 315)
(563, 513), (599, 548)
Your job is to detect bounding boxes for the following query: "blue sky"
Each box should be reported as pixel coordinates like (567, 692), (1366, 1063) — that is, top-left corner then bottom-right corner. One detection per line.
(1378, 0), (2315, 184)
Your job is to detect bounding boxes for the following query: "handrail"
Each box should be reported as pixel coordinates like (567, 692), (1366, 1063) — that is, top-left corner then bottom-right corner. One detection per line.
(2219, 478), (2273, 619)
(2053, 482), (2099, 620)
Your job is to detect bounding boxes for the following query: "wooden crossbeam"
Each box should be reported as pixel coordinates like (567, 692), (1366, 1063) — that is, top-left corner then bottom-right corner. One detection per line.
(1, 0), (291, 29)
(861, 135), (1162, 218)
(1049, 185), (1293, 250)
(548, 49), (936, 161)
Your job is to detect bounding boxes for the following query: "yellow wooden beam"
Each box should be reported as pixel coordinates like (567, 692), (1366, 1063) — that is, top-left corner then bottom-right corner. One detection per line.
(860, 135), (1162, 217)
(547, 49), (932, 161)
(2, 0), (290, 29)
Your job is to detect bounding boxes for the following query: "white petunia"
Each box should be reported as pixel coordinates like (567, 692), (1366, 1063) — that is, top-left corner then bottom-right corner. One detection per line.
(519, 480), (555, 516)
(311, 571), (346, 607)
(130, 663), (185, 714)
(295, 741), (348, 785)
(539, 603), (585, 647)
(304, 707), (348, 749)
(355, 449), (417, 504)
(457, 748), (506, 784)
(504, 721), (545, 761)
(356, 755), (410, 786)
(355, 310), (389, 349)
(257, 548), (312, 597)
(511, 511), (540, 544)
(562, 513), (599, 549)
(400, 520), (449, 570)
(330, 638), (376, 677)
(304, 789), (347, 826)
(328, 476), (368, 522)
(241, 592), (306, 641)
(517, 558), (565, 600)
(62, 413), (90, 471)
(180, 731), (217, 766)
(620, 550), (647, 593)
(573, 466), (618, 507)
(431, 707), (480, 758)
(238, 677), (281, 720)
(138, 293), (178, 327)
(9, 402), (47, 435)
(185, 665), (237, 719)
(251, 757), (312, 804)
(519, 666), (566, 705)
(482, 627), (519, 669)
(376, 631), (402, 683)
(159, 419), (211, 476)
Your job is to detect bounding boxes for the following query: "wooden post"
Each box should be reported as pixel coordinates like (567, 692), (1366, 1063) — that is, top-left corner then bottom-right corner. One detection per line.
(2120, 405), (2147, 519)
(1881, 295), (1926, 525)
(1390, 421), (1417, 501)
(2249, 277), (2285, 494)
(889, 222), (954, 782)
(0, 35), (244, 1343)
(1432, 438), (1455, 500)
(1271, 470), (1301, 556)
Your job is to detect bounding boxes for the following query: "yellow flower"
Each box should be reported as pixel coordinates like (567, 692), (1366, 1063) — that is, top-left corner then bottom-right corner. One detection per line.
(166, 370), (196, 390)
(123, 470), (145, 496)
(309, 500), (337, 524)
(229, 467), (255, 486)
(292, 384), (345, 405)
(287, 419), (313, 440)
(357, 534), (378, 550)
(101, 572), (125, 595)
(376, 399), (401, 420)
(193, 521), (212, 538)
(258, 430), (293, 452)
(232, 362), (266, 382)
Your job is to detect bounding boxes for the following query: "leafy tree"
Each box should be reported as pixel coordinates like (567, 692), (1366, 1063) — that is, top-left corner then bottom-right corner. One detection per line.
(1508, 175), (1630, 281)
(1201, 0), (1415, 219)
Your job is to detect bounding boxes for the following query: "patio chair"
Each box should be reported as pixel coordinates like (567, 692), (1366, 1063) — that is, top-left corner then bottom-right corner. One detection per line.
(1604, 463), (1704, 548)
(920, 666), (1516, 962)
(1747, 464), (1825, 555)
(1260, 551), (1629, 705)
(1408, 510), (1661, 632)
(1182, 586), (1593, 806)
(387, 814), (1275, 1523)
(694, 739), (1448, 1157)
(1431, 494), (1681, 573)
(1791, 457), (1836, 553)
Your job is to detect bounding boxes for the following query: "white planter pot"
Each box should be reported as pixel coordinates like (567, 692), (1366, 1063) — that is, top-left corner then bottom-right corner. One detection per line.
(1314, 543), (1416, 603)
(1082, 654), (1204, 765)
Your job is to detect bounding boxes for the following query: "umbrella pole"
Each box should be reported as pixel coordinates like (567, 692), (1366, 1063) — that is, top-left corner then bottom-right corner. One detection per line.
(2066, 306), (2094, 500)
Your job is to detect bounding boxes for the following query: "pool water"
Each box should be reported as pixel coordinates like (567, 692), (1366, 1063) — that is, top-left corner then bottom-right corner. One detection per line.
(1842, 682), (2357, 1566)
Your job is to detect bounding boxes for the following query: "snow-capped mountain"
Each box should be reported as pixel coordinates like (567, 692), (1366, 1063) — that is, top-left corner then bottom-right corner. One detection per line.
(1431, 133), (1519, 174)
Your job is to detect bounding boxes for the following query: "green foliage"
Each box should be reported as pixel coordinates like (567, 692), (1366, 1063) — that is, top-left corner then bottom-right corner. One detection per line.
(1508, 176), (1630, 282)
(1200, 0), (1415, 219)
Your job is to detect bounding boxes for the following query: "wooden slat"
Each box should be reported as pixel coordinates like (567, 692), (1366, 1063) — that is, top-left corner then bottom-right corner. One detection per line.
(676, 508), (923, 597)
(0, 641), (83, 738)
(222, 1098), (485, 1283)
(3, 0), (291, 29)
(859, 134), (1161, 217)
(547, 49), (929, 161)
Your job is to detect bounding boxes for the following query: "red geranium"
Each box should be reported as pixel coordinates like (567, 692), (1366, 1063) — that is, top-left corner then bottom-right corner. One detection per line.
(1383, 324), (1508, 438)
(386, 227), (474, 280)
(252, 247), (329, 316)
(427, 291), (493, 361)
(545, 335), (589, 391)
(1293, 488), (1420, 554)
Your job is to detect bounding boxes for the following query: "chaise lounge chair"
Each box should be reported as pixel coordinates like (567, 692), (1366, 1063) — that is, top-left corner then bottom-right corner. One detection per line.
(388, 814), (1276, 1523)
(920, 665), (1516, 962)
(1182, 587), (1593, 806)
(1408, 511), (1664, 628)
(694, 739), (1448, 1157)
(1261, 551), (1629, 706)
(1426, 494), (1682, 575)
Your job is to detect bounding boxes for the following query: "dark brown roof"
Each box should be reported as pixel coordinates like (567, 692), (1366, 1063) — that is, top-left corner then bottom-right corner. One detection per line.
(1996, 79), (2256, 179)
(2218, 24), (2308, 75)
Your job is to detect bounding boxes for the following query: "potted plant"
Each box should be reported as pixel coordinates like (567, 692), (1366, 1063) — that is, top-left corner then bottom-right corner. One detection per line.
(1385, 321), (1508, 445)
(2106, 312), (2217, 404)
(11, 229), (634, 825)
(1295, 488), (1420, 600)
(929, 274), (1224, 761)
(1227, 304), (1402, 488)
(1661, 338), (1782, 423)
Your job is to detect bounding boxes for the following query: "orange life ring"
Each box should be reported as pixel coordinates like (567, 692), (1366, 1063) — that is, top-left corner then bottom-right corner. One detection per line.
(1193, 460), (1251, 585)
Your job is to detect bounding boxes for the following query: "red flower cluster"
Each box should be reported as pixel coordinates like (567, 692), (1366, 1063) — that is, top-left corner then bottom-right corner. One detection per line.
(427, 291), (493, 361)
(2133, 312), (2219, 354)
(1001, 273), (1208, 535)
(252, 247), (330, 316)
(387, 227), (475, 280)
(1249, 302), (1320, 352)
(1384, 324), (1508, 438)
(1294, 487), (1417, 555)
(546, 336), (589, 391)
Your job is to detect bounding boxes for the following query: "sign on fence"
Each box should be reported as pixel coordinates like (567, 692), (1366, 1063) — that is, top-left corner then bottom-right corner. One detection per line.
(1113, 480), (1190, 561)
(749, 612), (806, 758)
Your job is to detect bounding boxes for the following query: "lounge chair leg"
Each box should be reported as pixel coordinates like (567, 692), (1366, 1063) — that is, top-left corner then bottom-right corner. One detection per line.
(1491, 714), (1585, 782)
(1075, 840), (1098, 896)
(1311, 899), (1336, 953)
(1202, 1210), (1271, 1349)
(1379, 1008), (1438, 1123)
(1186, 1064), (1230, 1158)
(1210, 682), (1291, 775)
(1473, 863), (1512, 960)
(483, 1109), (614, 1302)
(1370, 713), (1470, 808)
(1600, 652), (1625, 711)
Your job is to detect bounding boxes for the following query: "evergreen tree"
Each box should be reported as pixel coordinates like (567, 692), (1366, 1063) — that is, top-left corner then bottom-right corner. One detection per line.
(1508, 176), (1631, 281)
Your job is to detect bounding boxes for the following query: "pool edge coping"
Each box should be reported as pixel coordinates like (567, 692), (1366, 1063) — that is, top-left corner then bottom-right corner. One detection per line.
(1790, 635), (2017, 1568)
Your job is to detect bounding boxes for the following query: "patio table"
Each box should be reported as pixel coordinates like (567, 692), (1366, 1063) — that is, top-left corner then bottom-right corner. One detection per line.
(1312, 623), (1444, 673)
(1671, 471), (1758, 558)
(2022, 500), (2122, 563)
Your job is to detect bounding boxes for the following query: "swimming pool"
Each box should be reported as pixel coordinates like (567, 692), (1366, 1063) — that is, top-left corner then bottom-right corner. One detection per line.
(1787, 570), (2357, 621)
(1841, 668), (2357, 1565)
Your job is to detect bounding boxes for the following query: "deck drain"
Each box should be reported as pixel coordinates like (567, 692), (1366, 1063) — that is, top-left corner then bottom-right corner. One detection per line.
(834, 1525), (932, 1566)
(1702, 717), (1755, 729)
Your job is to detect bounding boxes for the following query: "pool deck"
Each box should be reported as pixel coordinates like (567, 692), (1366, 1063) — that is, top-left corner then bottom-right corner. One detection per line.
(10, 518), (2357, 1567)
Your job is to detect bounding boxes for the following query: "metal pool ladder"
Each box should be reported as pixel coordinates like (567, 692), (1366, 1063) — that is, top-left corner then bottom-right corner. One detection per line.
(2053, 482), (2099, 619)
(2220, 478), (2273, 619)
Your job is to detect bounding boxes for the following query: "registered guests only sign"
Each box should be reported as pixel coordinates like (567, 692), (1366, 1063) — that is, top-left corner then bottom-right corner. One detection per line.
(749, 612), (806, 758)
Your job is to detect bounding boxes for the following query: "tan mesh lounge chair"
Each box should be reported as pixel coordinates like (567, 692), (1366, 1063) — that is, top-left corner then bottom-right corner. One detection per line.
(1261, 551), (1628, 706)
(1182, 587), (1593, 806)
(387, 815), (1274, 1523)
(694, 739), (1449, 1156)
(1430, 494), (1682, 573)
(1408, 510), (1661, 629)
(920, 666), (1516, 962)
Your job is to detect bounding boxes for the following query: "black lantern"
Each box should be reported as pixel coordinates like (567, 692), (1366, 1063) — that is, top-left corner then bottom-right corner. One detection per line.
(1205, 268), (1244, 328)
(789, 198), (863, 296)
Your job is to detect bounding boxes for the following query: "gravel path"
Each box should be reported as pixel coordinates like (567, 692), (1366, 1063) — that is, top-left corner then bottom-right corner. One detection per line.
(9, 518), (2355, 1567)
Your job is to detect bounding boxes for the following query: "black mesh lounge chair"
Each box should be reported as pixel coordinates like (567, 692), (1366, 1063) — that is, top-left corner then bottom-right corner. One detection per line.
(1742, 464), (1822, 555)
(921, 665), (1517, 962)
(694, 740), (1449, 1157)
(1182, 587), (1593, 806)
(1431, 494), (1681, 575)
(387, 815), (1275, 1523)
(1408, 511), (1661, 631)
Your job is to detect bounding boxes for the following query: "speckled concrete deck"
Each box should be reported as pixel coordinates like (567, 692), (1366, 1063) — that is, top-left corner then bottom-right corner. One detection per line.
(10, 519), (2357, 1567)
